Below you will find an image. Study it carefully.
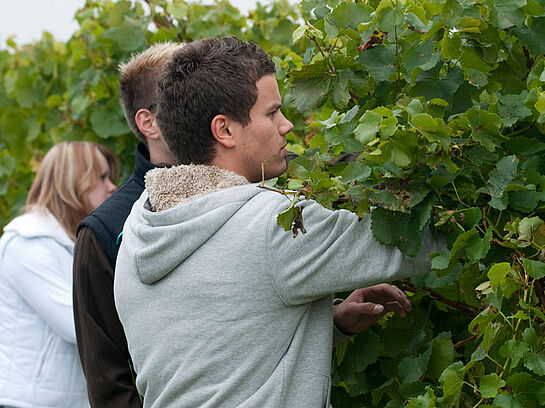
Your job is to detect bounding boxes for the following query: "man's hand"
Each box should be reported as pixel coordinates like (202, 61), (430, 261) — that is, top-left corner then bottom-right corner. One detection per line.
(333, 284), (411, 335)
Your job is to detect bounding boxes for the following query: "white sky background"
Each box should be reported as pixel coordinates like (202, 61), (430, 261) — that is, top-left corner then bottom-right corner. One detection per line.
(0, 0), (268, 48)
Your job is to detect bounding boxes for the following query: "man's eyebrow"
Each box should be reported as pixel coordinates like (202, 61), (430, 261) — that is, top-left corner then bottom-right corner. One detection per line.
(268, 102), (282, 111)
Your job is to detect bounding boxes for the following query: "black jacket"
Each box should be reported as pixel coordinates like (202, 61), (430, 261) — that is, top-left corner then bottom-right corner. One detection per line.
(79, 143), (155, 263)
(73, 143), (154, 408)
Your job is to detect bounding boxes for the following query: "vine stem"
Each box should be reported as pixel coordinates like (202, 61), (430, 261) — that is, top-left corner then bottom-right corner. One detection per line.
(523, 268), (529, 306)
(327, 37), (339, 54)
(308, 31), (335, 75)
(472, 398), (485, 408)
(101, 73), (113, 95)
(486, 353), (505, 372)
(451, 182), (468, 207)
(146, 0), (175, 29)
(397, 280), (479, 317)
(516, 248), (545, 310)
(453, 334), (477, 350)
(463, 380), (476, 390)
(257, 184), (298, 196)
(484, 213), (505, 242)
(503, 126), (531, 138)
(394, 25), (401, 93)
(349, 90), (360, 103)
(498, 311), (514, 331)
(502, 356), (511, 373)
(491, 237), (524, 256)
(258, 161), (298, 196)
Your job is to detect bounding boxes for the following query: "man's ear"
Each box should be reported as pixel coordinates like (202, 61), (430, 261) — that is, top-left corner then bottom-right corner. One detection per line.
(211, 114), (236, 149)
(135, 108), (160, 141)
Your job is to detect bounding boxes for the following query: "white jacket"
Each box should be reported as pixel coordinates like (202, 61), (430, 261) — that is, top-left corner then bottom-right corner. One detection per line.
(0, 211), (89, 408)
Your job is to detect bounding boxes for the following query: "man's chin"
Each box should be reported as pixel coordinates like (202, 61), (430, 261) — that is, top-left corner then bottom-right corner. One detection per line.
(264, 162), (287, 181)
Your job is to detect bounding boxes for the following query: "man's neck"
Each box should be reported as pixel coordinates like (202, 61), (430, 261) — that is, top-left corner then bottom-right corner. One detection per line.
(209, 154), (255, 183)
(148, 143), (178, 167)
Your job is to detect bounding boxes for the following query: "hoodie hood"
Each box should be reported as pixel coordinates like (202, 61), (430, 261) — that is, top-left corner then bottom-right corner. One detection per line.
(125, 164), (259, 284)
(3, 210), (74, 252)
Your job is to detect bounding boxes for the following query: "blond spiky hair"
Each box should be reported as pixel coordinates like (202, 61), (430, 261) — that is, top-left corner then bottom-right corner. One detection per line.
(118, 42), (183, 143)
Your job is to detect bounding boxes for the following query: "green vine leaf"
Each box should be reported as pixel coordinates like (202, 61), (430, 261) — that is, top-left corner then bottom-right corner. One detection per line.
(358, 45), (396, 82)
(480, 373), (506, 398)
(438, 361), (465, 406)
(354, 110), (382, 144)
(277, 205), (296, 232)
(405, 387), (437, 408)
(488, 262), (511, 290)
(523, 353), (545, 376)
(479, 155), (522, 210)
(370, 202), (430, 256)
(505, 372), (545, 406)
(399, 347), (432, 383)
(487, 0), (527, 29)
(499, 339), (529, 368)
(523, 258), (545, 279)
(90, 101), (130, 139)
(291, 76), (331, 112)
(497, 92), (532, 127)
(514, 16), (545, 56)
(427, 336), (454, 380)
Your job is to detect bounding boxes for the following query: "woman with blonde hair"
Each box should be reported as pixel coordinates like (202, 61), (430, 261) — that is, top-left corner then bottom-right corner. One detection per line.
(0, 141), (119, 408)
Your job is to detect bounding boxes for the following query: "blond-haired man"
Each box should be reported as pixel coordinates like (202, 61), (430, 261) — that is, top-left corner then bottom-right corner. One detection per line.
(72, 42), (180, 408)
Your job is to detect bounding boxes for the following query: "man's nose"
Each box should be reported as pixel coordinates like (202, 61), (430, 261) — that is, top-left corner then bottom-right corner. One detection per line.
(279, 112), (294, 135)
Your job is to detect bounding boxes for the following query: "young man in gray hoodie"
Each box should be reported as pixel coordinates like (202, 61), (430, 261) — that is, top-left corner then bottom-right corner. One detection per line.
(114, 36), (440, 408)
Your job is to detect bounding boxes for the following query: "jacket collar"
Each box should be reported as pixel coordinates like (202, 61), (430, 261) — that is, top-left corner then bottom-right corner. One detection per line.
(4, 210), (74, 250)
(133, 143), (155, 188)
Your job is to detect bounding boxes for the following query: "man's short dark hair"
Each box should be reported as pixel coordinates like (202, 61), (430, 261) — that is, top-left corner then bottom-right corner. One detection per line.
(156, 36), (276, 165)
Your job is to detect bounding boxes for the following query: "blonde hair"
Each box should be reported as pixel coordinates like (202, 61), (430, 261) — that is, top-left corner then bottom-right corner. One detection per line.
(118, 42), (182, 143)
(26, 142), (119, 241)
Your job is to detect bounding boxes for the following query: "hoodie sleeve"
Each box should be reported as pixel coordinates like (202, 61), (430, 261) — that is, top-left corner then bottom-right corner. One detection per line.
(264, 197), (441, 306)
(3, 234), (77, 343)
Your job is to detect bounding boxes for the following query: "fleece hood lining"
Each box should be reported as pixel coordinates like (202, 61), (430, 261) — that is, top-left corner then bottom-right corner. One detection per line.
(145, 164), (249, 212)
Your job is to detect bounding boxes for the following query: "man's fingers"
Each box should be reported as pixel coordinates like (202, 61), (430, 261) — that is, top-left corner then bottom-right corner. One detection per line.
(351, 302), (385, 315)
(350, 301), (409, 318)
(361, 284), (411, 310)
(383, 301), (409, 317)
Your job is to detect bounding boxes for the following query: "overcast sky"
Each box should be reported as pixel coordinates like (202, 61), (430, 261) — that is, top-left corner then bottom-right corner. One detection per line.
(0, 0), (268, 47)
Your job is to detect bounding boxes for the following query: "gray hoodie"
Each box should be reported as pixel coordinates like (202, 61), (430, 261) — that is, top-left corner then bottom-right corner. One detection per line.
(114, 164), (438, 408)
